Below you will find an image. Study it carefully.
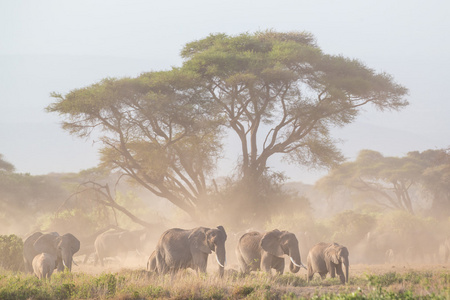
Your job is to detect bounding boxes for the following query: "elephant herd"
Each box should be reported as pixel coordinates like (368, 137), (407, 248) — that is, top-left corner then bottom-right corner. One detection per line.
(22, 229), (143, 279)
(146, 226), (350, 284)
(23, 226), (350, 284)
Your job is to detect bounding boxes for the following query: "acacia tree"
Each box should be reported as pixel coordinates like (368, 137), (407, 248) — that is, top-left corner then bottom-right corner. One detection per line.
(181, 31), (408, 209)
(317, 150), (424, 214)
(316, 149), (450, 215)
(48, 30), (409, 221)
(47, 70), (222, 219)
(0, 154), (14, 173)
(410, 148), (450, 217)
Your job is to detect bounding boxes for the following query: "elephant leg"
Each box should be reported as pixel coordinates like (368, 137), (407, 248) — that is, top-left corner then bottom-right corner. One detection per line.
(272, 257), (285, 274)
(329, 264), (336, 278)
(335, 264), (345, 284)
(193, 253), (208, 274)
(236, 250), (250, 274)
(307, 260), (314, 282)
(319, 272), (327, 279)
(260, 253), (272, 273)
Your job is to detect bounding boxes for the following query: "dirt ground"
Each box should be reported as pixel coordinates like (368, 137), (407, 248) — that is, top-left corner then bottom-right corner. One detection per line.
(73, 253), (450, 278)
(343, 262), (450, 276)
(72, 256), (450, 298)
(73, 250), (450, 274)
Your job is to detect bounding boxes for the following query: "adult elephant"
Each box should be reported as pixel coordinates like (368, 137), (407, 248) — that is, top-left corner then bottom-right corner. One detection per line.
(94, 230), (141, 266)
(155, 226), (227, 276)
(23, 232), (48, 272)
(307, 242), (349, 284)
(235, 229), (306, 275)
(23, 232), (80, 273)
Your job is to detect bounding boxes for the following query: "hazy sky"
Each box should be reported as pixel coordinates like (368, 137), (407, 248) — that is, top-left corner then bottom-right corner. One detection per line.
(1, 0), (449, 183)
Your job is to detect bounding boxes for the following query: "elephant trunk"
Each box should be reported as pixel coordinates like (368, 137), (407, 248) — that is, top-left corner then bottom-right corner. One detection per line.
(343, 256), (349, 284)
(61, 251), (73, 272)
(215, 244), (226, 277)
(288, 247), (303, 274)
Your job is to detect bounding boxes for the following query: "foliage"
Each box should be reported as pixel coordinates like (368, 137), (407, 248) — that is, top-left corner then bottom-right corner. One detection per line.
(326, 211), (376, 248)
(182, 30), (407, 208)
(0, 268), (449, 299)
(47, 70), (223, 220)
(0, 172), (70, 235)
(47, 30), (408, 221)
(213, 171), (312, 228)
(0, 235), (23, 271)
(411, 148), (450, 218)
(37, 209), (101, 240)
(0, 154), (14, 173)
(317, 149), (450, 216)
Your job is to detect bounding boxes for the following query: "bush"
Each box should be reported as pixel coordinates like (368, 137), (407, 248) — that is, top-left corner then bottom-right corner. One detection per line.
(327, 210), (376, 247)
(0, 235), (23, 271)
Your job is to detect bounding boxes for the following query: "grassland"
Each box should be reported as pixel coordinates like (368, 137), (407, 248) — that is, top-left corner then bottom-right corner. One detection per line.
(1, 264), (449, 299)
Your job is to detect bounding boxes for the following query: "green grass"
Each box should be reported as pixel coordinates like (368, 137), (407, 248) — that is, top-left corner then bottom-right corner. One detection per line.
(0, 268), (449, 299)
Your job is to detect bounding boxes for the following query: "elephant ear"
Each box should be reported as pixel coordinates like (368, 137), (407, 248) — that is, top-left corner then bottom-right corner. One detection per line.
(217, 226), (227, 241)
(33, 234), (59, 257)
(325, 243), (341, 265)
(62, 233), (81, 254)
(188, 228), (212, 255)
(260, 229), (284, 258)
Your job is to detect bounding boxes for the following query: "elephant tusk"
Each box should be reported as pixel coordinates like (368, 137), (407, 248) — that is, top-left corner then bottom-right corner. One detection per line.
(290, 257), (306, 269)
(215, 254), (225, 268)
(63, 260), (67, 269)
(301, 262), (307, 270)
(72, 260), (78, 266)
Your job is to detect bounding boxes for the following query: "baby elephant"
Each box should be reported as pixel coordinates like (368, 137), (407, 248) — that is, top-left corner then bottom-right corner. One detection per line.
(32, 253), (56, 280)
(307, 242), (349, 284)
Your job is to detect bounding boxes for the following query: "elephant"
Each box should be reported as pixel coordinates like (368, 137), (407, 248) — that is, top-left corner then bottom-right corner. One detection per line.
(23, 232), (49, 273)
(154, 226), (227, 276)
(307, 242), (349, 284)
(32, 253), (55, 279)
(94, 230), (142, 267)
(235, 229), (306, 275)
(23, 232), (80, 273)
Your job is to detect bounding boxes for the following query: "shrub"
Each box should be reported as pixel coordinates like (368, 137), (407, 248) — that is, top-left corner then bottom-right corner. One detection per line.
(327, 210), (376, 247)
(0, 235), (23, 271)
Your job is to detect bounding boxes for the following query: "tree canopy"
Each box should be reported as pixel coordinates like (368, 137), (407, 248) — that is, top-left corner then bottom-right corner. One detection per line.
(47, 30), (409, 221)
(48, 70), (222, 219)
(181, 31), (408, 182)
(0, 154), (14, 173)
(316, 148), (450, 216)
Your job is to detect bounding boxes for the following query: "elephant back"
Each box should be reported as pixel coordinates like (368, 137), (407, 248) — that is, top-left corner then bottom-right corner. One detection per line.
(237, 231), (263, 257)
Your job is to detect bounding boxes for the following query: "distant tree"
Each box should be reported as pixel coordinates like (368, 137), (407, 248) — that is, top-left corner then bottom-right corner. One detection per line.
(48, 30), (408, 221)
(316, 149), (450, 215)
(0, 171), (70, 234)
(410, 148), (450, 218)
(0, 154), (14, 173)
(181, 31), (408, 212)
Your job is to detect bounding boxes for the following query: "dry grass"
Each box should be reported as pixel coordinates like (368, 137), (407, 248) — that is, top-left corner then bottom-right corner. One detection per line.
(1, 263), (449, 299)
